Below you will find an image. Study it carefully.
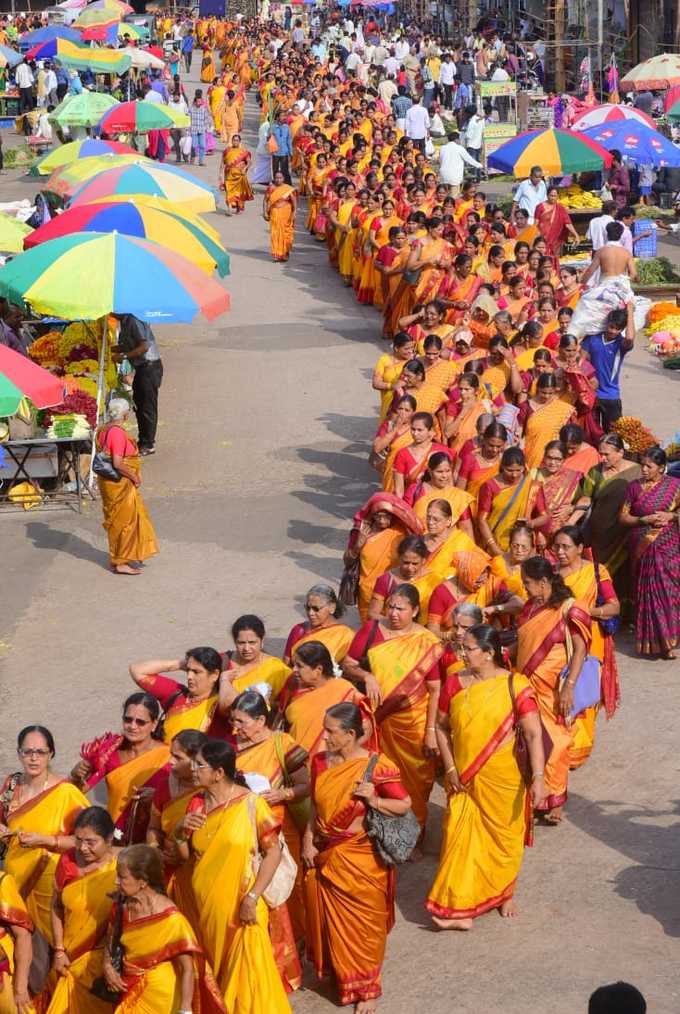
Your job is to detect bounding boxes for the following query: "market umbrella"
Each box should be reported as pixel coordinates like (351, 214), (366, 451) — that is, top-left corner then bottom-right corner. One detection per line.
(98, 100), (182, 134)
(49, 91), (119, 128)
(142, 45), (164, 61)
(0, 213), (33, 254)
(45, 155), (152, 200)
(0, 232), (230, 323)
(571, 103), (655, 130)
(0, 345), (64, 417)
(620, 53), (680, 91)
(31, 138), (138, 177)
(90, 0), (134, 12)
(663, 97), (680, 122)
(25, 38), (131, 75)
(73, 7), (120, 29)
(118, 46), (164, 70)
(68, 162), (217, 214)
(487, 128), (612, 176)
(24, 197), (231, 277)
(20, 25), (82, 50)
(117, 22), (148, 42)
(0, 44), (22, 69)
(581, 121), (680, 167)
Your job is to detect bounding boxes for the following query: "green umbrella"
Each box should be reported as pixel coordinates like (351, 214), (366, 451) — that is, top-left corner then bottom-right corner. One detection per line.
(49, 92), (120, 128)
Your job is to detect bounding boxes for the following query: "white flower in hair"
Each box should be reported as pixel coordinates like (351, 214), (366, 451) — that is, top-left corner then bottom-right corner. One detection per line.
(331, 658), (342, 679)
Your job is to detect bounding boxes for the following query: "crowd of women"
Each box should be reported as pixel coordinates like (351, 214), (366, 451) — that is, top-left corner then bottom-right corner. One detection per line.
(1, 15), (678, 1014)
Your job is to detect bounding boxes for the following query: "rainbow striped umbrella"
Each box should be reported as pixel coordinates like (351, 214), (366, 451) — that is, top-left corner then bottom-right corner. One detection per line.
(0, 232), (230, 323)
(24, 197), (230, 277)
(32, 138), (137, 177)
(68, 162), (217, 214)
(45, 155), (152, 200)
(571, 103), (655, 130)
(0, 345), (64, 417)
(98, 100), (186, 134)
(20, 25), (82, 50)
(487, 128), (612, 176)
(25, 37), (130, 74)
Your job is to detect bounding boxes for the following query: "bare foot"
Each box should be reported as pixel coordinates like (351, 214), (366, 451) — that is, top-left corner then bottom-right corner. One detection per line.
(112, 564), (141, 575)
(499, 899), (518, 919)
(355, 1001), (378, 1014)
(662, 650), (677, 660)
(432, 916), (473, 931)
(541, 806), (563, 825)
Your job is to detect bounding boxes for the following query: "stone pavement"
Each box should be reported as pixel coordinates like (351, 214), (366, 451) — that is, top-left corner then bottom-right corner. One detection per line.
(0, 73), (679, 1013)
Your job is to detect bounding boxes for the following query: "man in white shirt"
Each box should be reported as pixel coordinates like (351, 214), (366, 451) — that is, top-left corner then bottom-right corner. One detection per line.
(511, 166), (547, 223)
(404, 96), (430, 151)
(439, 53), (456, 109)
(383, 49), (399, 77)
(464, 110), (485, 162)
(586, 201), (617, 251)
(378, 73), (398, 106)
(44, 64), (58, 107)
(437, 130), (482, 194)
(16, 60), (34, 115)
(372, 42), (388, 66)
(394, 36), (409, 61)
(345, 48), (363, 76)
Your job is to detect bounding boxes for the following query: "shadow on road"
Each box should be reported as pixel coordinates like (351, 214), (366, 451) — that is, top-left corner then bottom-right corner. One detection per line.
(24, 521), (109, 569)
(567, 794), (680, 937)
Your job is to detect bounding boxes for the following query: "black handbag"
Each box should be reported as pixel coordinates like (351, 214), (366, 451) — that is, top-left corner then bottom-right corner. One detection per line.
(362, 754), (420, 865)
(338, 555), (360, 606)
(92, 452), (122, 483)
(90, 895), (125, 1004)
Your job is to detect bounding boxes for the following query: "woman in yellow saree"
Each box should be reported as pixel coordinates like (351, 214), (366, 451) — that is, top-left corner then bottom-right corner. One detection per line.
(422, 498), (476, 580)
(302, 703), (410, 1012)
(0, 872), (33, 1014)
(218, 614), (291, 709)
(456, 422), (506, 509)
(378, 228), (412, 339)
(95, 400), (158, 576)
(218, 89), (241, 146)
(428, 624), (546, 929)
(174, 742), (291, 1013)
(343, 493), (423, 622)
(208, 81), (226, 134)
(330, 184), (358, 284)
(279, 642), (377, 764)
(367, 535), (440, 623)
(200, 45), (216, 83)
(344, 584), (443, 832)
(264, 171), (297, 262)
(477, 448), (548, 555)
(73, 695), (170, 846)
(283, 585), (354, 666)
(1, 726), (88, 945)
(490, 520), (533, 599)
(129, 648), (225, 743)
(517, 557), (592, 824)
(407, 218), (454, 306)
(372, 333), (416, 423)
(220, 134), (253, 213)
(444, 374), (491, 457)
(232, 691), (309, 966)
(103, 845), (225, 1014)
(46, 807), (118, 1014)
(520, 374), (576, 470)
(553, 525), (621, 762)
(409, 451), (474, 532)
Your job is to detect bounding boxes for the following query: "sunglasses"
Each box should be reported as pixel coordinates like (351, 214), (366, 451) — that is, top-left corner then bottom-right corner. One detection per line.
(123, 716), (151, 727)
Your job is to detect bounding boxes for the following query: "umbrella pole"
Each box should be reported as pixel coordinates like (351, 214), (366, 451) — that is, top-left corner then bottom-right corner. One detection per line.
(87, 315), (108, 492)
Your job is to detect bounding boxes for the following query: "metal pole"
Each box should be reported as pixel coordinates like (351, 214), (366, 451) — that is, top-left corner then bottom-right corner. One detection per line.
(597, 0), (604, 101)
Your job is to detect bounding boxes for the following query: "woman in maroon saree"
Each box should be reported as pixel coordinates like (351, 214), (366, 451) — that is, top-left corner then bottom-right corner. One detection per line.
(534, 187), (579, 258)
(620, 447), (680, 658)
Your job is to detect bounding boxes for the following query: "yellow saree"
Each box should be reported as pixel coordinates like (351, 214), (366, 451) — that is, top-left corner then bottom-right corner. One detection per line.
(426, 527), (476, 579)
(267, 184), (295, 261)
(4, 781), (88, 942)
(0, 872), (34, 1014)
(284, 678), (368, 762)
(486, 473), (538, 552)
(164, 696), (219, 743)
(413, 487), (473, 525)
(188, 793), (291, 1013)
(222, 147), (253, 211)
(368, 629), (443, 827)
(286, 624), (355, 665)
(97, 452), (158, 568)
(105, 745), (170, 825)
(427, 674), (534, 919)
(45, 857), (117, 1013)
(523, 399), (575, 469)
(227, 656), (292, 704)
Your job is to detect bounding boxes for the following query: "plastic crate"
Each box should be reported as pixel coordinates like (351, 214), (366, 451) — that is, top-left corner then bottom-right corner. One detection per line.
(633, 219), (657, 259)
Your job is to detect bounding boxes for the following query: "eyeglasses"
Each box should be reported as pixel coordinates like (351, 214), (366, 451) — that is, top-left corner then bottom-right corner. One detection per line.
(18, 748), (50, 758)
(123, 716), (151, 727)
(191, 761), (210, 770)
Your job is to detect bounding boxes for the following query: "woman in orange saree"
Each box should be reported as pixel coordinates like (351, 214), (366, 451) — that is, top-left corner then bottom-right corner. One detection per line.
(428, 624), (546, 929)
(407, 450), (474, 532)
(344, 493), (423, 622)
(426, 548), (521, 639)
(456, 423), (506, 508)
(306, 155), (330, 237)
(46, 806), (118, 1014)
(129, 648), (226, 743)
(554, 525), (621, 754)
(104, 845), (226, 1014)
(516, 557), (592, 823)
(561, 424), (600, 479)
(1, 726), (88, 945)
(264, 171), (297, 263)
(444, 374), (489, 457)
(283, 585), (355, 666)
(220, 134), (253, 213)
(174, 743), (291, 1013)
(376, 228), (411, 333)
(367, 535), (440, 623)
(74, 694), (170, 846)
(0, 870), (33, 1014)
(343, 584), (443, 832)
(279, 642), (376, 764)
(391, 408), (450, 498)
(437, 254), (482, 325)
(366, 200), (403, 309)
(477, 448), (548, 556)
(520, 374), (576, 470)
(302, 703), (410, 1012)
(232, 691), (309, 963)
(353, 193), (382, 293)
(532, 441), (582, 551)
(407, 218), (454, 306)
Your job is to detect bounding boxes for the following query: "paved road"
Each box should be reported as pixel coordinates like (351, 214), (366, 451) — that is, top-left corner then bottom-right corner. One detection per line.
(1, 73), (679, 1013)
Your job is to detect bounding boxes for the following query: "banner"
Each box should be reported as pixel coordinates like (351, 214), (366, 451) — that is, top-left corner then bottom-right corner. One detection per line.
(479, 81), (517, 98)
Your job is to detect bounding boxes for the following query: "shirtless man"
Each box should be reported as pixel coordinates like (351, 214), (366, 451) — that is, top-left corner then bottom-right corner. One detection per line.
(579, 220), (638, 287)
(570, 221), (637, 339)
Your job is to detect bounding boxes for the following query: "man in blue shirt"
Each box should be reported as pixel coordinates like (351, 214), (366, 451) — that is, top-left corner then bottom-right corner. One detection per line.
(181, 32), (194, 73)
(581, 303), (635, 428)
(270, 110), (292, 183)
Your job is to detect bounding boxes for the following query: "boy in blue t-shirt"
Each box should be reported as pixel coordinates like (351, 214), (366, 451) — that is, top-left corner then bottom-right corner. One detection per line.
(581, 303), (635, 429)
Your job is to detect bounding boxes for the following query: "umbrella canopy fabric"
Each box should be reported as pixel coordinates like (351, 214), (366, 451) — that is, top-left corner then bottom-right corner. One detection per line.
(487, 128), (612, 176)
(68, 162), (217, 214)
(119, 46), (163, 69)
(73, 6), (120, 28)
(24, 198), (231, 277)
(49, 92), (119, 127)
(25, 38), (130, 74)
(581, 121), (680, 168)
(620, 53), (680, 91)
(20, 25), (81, 50)
(117, 22), (148, 41)
(90, 0), (133, 11)
(46, 154), (151, 199)
(0, 44), (22, 68)
(32, 138), (137, 177)
(0, 232), (230, 323)
(664, 97), (680, 122)
(99, 100), (180, 133)
(571, 103), (655, 130)
(0, 345), (64, 417)
(0, 213), (33, 254)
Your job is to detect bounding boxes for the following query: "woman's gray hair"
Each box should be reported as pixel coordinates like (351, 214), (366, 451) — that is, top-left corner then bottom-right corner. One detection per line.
(453, 602), (483, 624)
(107, 398), (130, 421)
(305, 583), (345, 619)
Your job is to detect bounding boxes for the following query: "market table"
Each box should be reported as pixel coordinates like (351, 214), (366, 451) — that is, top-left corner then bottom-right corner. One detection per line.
(0, 437), (91, 512)
(0, 93), (20, 120)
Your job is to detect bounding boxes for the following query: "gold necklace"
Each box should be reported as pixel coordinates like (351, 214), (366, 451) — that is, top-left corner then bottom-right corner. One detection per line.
(202, 783), (236, 843)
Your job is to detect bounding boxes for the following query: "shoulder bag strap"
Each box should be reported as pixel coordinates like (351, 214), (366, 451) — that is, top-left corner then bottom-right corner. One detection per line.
(359, 620), (381, 670)
(561, 597), (576, 664)
(507, 673), (519, 726)
(273, 732), (290, 787)
(362, 752), (380, 783)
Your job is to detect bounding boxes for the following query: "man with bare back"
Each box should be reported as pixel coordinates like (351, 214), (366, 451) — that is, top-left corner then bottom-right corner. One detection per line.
(570, 222), (637, 340)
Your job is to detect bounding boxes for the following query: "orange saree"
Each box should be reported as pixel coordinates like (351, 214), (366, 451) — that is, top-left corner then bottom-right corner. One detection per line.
(282, 678), (374, 762)
(267, 184), (296, 261)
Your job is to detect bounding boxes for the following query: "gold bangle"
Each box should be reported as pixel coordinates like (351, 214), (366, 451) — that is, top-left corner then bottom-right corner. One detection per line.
(445, 765), (456, 775)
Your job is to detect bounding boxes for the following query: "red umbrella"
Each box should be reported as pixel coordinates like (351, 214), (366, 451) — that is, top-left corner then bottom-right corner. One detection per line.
(142, 45), (163, 60)
(0, 345), (64, 416)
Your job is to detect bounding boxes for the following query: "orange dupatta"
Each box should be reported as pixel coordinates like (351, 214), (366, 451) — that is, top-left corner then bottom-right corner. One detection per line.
(287, 623), (355, 664)
(105, 745), (170, 824)
(284, 678), (368, 761)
